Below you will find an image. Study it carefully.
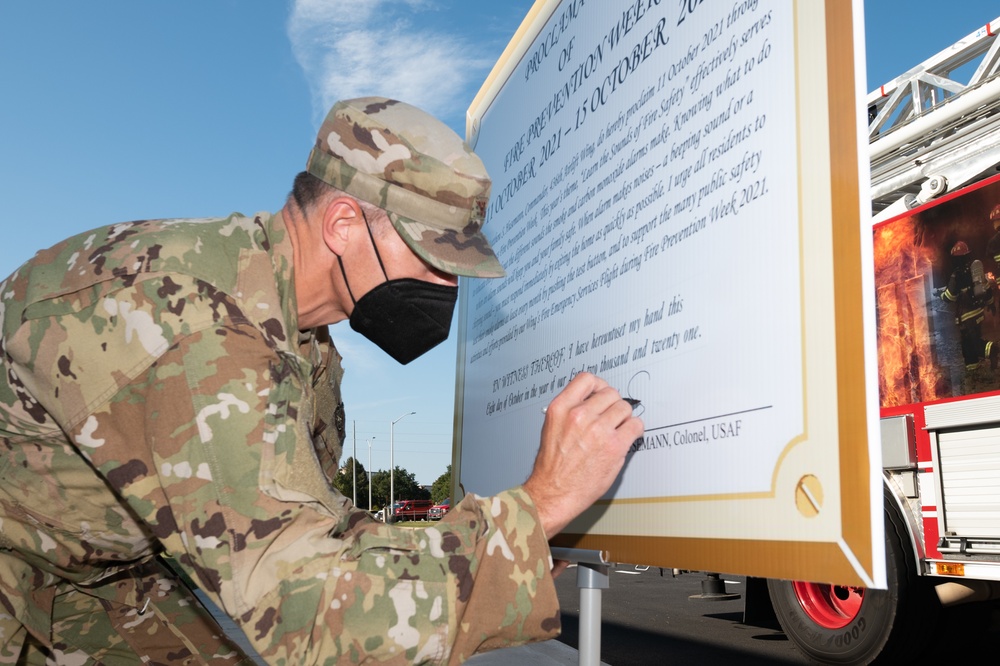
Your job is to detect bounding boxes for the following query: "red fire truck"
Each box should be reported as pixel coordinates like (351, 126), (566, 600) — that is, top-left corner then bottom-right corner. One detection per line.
(752, 15), (1000, 664)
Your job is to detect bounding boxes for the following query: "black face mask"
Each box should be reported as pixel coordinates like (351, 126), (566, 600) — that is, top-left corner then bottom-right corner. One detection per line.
(339, 214), (458, 365)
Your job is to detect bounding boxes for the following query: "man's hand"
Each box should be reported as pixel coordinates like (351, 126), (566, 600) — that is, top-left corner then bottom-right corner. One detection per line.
(523, 372), (644, 538)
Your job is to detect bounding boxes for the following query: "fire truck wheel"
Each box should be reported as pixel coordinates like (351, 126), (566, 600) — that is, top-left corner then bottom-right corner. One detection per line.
(766, 487), (940, 664)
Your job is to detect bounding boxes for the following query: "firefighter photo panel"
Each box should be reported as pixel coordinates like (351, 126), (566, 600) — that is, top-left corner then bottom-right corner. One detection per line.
(875, 173), (1000, 406)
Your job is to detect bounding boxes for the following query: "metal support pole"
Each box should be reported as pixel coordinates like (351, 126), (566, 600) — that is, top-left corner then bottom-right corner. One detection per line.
(569, 554), (609, 666)
(551, 548), (608, 666)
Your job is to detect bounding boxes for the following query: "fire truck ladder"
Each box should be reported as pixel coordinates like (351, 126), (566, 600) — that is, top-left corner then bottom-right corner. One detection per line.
(869, 16), (1000, 218)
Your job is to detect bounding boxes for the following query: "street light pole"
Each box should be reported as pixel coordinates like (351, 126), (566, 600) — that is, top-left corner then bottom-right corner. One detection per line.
(390, 411), (415, 521)
(352, 421), (357, 506)
(367, 437), (375, 513)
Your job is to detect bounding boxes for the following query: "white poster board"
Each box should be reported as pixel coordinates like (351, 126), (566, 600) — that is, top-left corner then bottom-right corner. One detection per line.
(455, 0), (883, 587)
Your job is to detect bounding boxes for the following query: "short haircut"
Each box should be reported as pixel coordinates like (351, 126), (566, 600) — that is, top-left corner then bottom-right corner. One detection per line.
(290, 170), (334, 212)
(289, 171), (390, 234)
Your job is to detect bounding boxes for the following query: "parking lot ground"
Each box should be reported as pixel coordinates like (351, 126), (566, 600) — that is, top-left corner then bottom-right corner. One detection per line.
(554, 566), (806, 665)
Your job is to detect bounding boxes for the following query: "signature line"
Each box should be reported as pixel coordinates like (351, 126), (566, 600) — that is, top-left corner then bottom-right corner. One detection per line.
(644, 405), (773, 432)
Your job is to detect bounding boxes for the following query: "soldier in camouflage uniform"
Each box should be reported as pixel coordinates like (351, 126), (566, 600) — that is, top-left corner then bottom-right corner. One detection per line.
(0, 97), (644, 664)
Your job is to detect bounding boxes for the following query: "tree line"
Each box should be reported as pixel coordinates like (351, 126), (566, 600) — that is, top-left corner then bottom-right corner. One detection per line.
(334, 459), (452, 511)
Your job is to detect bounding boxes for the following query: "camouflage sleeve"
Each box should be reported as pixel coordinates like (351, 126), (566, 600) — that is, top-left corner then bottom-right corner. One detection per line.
(413, 488), (562, 660)
(70, 278), (559, 665)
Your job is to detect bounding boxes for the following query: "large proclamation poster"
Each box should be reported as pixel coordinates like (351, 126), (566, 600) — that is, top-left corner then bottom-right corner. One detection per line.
(454, 0), (883, 587)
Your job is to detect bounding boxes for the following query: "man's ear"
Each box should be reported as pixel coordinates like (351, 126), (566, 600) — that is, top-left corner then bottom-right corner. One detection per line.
(320, 197), (364, 256)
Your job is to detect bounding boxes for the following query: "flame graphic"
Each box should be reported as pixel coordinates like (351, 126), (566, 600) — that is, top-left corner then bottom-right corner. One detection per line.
(873, 218), (949, 407)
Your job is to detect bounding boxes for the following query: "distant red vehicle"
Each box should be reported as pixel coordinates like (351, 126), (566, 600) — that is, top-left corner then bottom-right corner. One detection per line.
(390, 499), (433, 522)
(427, 498), (450, 520)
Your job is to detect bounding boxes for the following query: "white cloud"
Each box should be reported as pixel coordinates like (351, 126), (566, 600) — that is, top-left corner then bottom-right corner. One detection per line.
(287, 0), (494, 128)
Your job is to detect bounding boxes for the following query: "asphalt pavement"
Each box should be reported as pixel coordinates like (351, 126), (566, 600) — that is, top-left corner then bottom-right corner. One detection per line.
(552, 565), (806, 665)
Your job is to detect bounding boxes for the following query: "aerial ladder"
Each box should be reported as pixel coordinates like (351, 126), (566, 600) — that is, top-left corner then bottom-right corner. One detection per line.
(868, 17), (1000, 217)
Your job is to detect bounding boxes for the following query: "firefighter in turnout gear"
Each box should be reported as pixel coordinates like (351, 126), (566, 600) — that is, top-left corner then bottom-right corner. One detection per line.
(985, 203), (1000, 269)
(941, 240), (999, 373)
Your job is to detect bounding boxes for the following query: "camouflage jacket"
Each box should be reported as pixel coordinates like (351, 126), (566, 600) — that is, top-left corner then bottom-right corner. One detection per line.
(0, 212), (559, 664)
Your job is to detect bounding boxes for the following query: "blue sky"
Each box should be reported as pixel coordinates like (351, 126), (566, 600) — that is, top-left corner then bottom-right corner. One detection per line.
(2, 1), (998, 486)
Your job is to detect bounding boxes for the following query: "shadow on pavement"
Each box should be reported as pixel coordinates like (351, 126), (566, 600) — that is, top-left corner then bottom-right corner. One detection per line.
(557, 611), (802, 666)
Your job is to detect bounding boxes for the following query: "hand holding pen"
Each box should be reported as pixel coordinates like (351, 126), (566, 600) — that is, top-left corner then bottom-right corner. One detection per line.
(524, 372), (645, 538)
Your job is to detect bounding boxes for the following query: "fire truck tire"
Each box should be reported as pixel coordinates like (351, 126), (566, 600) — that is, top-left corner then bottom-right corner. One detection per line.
(766, 487), (940, 664)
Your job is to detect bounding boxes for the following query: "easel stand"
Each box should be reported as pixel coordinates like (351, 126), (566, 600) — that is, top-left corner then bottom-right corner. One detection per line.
(552, 548), (609, 666)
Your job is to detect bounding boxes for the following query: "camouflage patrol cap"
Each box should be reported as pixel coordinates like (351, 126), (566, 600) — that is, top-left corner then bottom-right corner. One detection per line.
(306, 97), (505, 278)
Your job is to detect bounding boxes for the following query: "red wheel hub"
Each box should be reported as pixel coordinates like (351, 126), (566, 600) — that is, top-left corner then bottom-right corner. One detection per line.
(792, 581), (865, 629)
